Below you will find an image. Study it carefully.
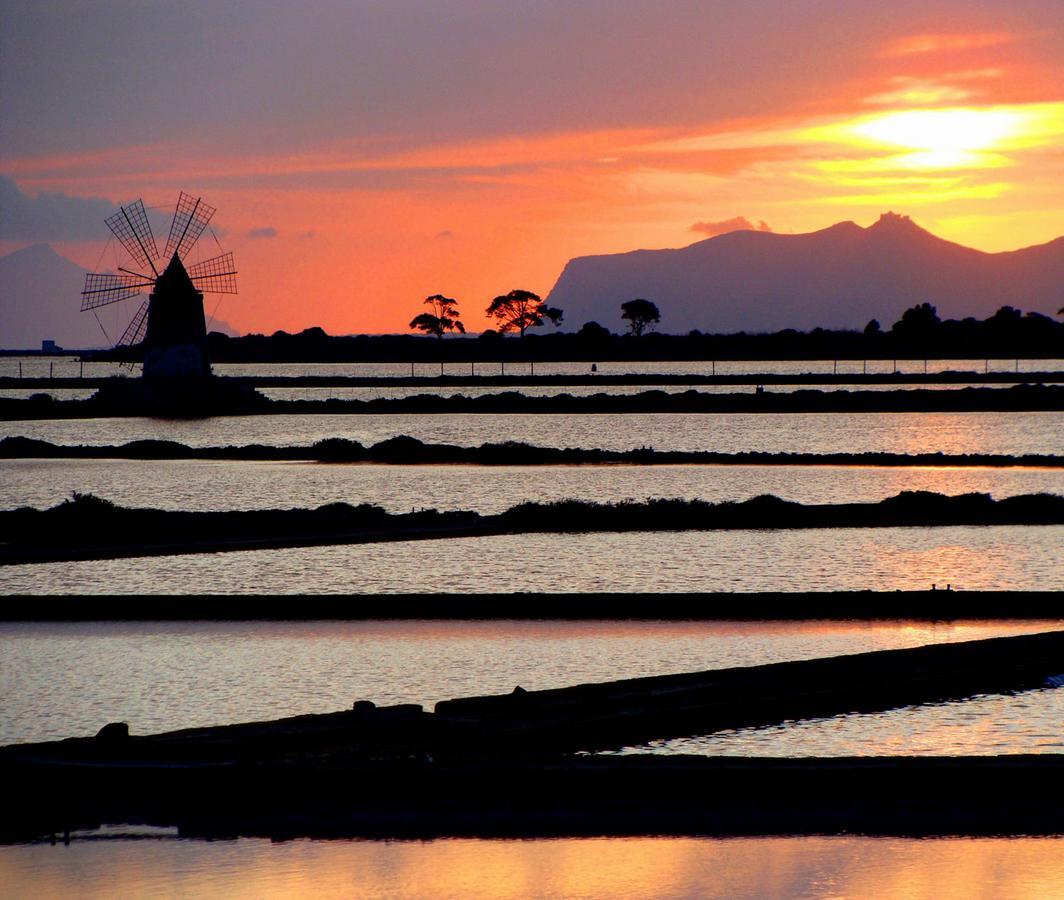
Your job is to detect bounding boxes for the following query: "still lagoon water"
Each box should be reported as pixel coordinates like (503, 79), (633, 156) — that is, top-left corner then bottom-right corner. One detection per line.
(5, 834), (1064, 900)
(3, 459), (1062, 513)
(1, 525), (1061, 594)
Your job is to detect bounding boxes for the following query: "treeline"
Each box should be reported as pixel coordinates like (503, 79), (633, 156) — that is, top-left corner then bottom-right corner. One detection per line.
(97, 303), (1062, 363)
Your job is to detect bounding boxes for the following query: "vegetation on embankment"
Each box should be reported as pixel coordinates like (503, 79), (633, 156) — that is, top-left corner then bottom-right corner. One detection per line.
(2, 435), (1061, 468)
(1, 382), (1061, 420)
(1, 490), (1061, 565)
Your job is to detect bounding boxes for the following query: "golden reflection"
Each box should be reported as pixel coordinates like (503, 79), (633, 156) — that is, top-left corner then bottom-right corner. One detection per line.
(6, 836), (1064, 898)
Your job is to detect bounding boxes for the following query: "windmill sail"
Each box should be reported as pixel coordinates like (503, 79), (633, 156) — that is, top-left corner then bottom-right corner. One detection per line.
(105, 200), (159, 275)
(116, 300), (150, 347)
(187, 252), (238, 294)
(81, 272), (154, 310)
(164, 192), (216, 259)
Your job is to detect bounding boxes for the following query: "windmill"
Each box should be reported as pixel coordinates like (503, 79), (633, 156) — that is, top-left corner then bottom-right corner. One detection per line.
(81, 193), (237, 378)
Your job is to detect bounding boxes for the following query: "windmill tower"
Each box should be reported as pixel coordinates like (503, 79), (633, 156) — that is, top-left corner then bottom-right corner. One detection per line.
(81, 193), (237, 379)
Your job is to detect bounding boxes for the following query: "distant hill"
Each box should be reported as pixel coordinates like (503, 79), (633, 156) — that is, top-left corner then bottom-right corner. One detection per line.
(0, 244), (239, 351)
(546, 213), (1064, 333)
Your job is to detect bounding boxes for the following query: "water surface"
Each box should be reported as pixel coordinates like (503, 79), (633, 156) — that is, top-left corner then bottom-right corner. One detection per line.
(2, 834), (1063, 899)
(2, 525), (1059, 596)
(2, 459), (1060, 513)
(625, 687), (1064, 757)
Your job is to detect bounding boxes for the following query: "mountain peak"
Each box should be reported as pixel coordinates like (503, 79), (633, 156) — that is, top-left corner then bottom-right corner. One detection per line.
(544, 213), (1064, 333)
(866, 211), (926, 235)
(3, 242), (63, 262)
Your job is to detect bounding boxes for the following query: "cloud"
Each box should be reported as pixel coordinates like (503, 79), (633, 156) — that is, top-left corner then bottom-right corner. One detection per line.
(0, 174), (116, 241)
(690, 216), (772, 238)
(434, 229), (454, 240)
(246, 226), (277, 238)
(881, 32), (1016, 57)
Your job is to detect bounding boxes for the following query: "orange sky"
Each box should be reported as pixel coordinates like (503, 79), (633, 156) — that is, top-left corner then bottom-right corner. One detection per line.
(2, 4), (1062, 334)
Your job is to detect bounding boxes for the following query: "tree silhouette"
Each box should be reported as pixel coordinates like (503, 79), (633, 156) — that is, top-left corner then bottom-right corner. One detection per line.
(543, 306), (564, 328)
(621, 298), (661, 336)
(486, 289), (556, 337)
(409, 294), (465, 338)
(892, 302), (940, 337)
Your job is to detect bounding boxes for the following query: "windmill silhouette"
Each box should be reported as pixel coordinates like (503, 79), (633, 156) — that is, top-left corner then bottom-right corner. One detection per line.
(81, 193), (237, 378)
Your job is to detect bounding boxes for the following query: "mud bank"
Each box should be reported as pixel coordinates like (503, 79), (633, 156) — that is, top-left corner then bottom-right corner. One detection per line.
(2, 590), (1060, 620)
(4, 630), (1064, 840)
(3, 435), (1060, 468)
(1, 490), (1062, 565)
(2, 382), (1061, 420)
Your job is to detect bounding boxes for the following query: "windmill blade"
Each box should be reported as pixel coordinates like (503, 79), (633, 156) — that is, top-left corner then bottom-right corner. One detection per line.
(116, 300), (150, 347)
(105, 200), (159, 275)
(187, 251), (238, 294)
(164, 192), (217, 259)
(81, 273), (154, 311)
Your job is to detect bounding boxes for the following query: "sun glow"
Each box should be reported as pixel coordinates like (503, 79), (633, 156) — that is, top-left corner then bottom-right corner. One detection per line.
(807, 103), (1064, 171)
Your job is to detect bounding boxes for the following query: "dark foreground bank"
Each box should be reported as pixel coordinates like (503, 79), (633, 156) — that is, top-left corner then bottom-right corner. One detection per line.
(3, 435), (1061, 469)
(7, 756), (1064, 842)
(2, 591), (1062, 621)
(2, 382), (1061, 419)
(2, 490), (1062, 565)
(4, 630), (1064, 840)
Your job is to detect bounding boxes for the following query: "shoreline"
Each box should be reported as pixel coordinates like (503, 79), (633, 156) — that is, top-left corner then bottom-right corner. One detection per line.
(2, 491), (1061, 565)
(3, 590), (1062, 620)
(3, 383), (1062, 420)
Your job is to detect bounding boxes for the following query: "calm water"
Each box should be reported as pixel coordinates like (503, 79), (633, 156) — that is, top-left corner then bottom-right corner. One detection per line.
(5, 357), (1062, 379)
(2, 526), (1060, 596)
(2, 459), (1061, 513)
(5, 834), (1064, 899)
(1, 620), (1057, 746)
(2, 411), (1061, 455)
(626, 688), (1064, 757)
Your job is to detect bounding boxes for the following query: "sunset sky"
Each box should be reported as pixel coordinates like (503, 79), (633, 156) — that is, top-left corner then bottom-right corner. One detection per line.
(2, 0), (1062, 334)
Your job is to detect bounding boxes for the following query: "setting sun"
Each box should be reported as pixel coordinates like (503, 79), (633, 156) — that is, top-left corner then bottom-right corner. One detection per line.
(806, 103), (1064, 172)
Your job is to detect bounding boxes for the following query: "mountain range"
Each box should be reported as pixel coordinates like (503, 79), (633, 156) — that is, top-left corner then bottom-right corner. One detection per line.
(545, 213), (1064, 333)
(0, 244), (239, 350)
